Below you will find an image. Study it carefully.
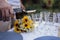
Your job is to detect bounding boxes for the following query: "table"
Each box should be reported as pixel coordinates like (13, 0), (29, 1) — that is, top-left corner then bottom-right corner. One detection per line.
(8, 21), (59, 40)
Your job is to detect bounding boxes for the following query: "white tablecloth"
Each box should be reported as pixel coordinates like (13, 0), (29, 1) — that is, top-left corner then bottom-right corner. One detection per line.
(8, 21), (60, 40)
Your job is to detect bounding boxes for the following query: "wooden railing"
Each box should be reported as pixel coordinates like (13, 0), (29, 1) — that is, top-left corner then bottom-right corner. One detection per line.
(31, 11), (60, 23)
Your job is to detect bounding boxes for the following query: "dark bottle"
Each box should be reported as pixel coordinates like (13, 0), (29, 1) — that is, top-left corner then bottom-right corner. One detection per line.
(16, 10), (28, 19)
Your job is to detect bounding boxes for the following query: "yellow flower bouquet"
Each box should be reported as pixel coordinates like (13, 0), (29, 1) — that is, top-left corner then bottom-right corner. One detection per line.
(14, 16), (34, 33)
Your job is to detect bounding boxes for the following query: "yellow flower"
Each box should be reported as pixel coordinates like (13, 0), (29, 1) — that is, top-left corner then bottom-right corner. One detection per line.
(22, 16), (29, 23)
(28, 20), (33, 24)
(14, 27), (21, 33)
(14, 19), (21, 33)
(14, 19), (19, 26)
(14, 19), (21, 28)
(14, 16), (34, 33)
(22, 23), (31, 29)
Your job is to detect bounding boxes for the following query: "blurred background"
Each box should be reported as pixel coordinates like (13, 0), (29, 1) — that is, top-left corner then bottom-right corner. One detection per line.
(22, 0), (60, 12)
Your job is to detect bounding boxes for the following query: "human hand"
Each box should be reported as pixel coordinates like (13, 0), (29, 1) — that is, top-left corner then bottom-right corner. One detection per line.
(0, 2), (14, 21)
